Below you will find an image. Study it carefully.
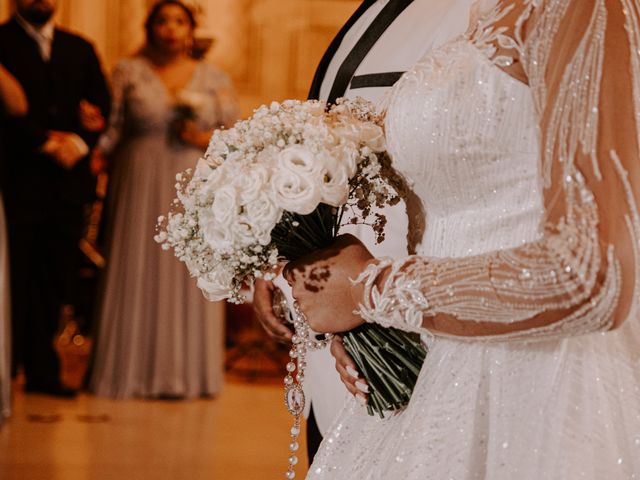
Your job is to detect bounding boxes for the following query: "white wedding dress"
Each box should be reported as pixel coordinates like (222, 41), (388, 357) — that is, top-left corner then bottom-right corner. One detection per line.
(308, 1), (640, 478)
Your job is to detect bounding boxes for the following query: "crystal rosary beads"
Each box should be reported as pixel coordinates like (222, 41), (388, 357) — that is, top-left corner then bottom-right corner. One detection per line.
(281, 296), (332, 479)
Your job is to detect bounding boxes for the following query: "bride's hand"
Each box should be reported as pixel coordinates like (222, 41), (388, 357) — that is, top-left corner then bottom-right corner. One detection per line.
(330, 336), (368, 403)
(283, 234), (374, 333)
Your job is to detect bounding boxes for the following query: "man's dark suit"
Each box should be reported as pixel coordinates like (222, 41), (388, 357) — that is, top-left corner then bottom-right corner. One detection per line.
(0, 17), (110, 393)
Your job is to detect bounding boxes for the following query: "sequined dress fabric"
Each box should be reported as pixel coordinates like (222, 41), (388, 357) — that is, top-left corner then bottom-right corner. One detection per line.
(308, 1), (640, 478)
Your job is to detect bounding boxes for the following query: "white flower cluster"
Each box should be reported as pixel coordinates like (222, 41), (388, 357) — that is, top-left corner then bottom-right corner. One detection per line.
(156, 98), (389, 303)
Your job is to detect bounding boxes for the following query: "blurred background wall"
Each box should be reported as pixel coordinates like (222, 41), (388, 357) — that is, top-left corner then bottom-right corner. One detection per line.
(0, 0), (359, 115)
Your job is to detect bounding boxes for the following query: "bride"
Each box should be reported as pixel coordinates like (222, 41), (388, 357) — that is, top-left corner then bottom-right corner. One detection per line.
(285, 0), (640, 478)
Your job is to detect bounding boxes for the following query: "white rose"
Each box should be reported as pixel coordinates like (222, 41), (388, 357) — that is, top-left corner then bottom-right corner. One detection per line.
(205, 136), (228, 159)
(331, 123), (361, 145)
(194, 158), (213, 179)
(271, 168), (321, 215)
(197, 268), (234, 301)
(320, 158), (350, 207)
(232, 220), (257, 248)
(278, 145), (323, 177)
(226, 150), (244, 164)
(234, 163), (271, 204)
(201, 219), (235, 251)
(357, 123), (386, 152)
(244, 194), (283, 245)
(202, 167), (229, 195)
(330, 143), (359, 177)
(210, 185), (239, 224)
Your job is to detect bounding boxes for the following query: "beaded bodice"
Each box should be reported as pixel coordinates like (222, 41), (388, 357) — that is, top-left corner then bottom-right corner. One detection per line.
(386, 38), (543, 259)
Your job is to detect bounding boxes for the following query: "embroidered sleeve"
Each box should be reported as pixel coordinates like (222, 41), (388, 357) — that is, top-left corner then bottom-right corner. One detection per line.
(356, 0), (640, 341)
(97, 60), (129, 155)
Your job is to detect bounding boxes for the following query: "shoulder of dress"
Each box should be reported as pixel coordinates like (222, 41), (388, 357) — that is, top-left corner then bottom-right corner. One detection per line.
(117, 56), (137, 66)
(196, 61), (224, 75)
(115, 56), (145, 72)
(108, 57), (147, 85)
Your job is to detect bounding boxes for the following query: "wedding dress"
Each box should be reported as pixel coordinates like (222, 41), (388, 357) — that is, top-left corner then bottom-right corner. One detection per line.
(308, 0), (640, 478)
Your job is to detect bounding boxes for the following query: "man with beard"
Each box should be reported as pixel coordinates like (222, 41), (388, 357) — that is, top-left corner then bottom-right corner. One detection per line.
(253, 0), (478, 462)
(0, 0), (110, 396)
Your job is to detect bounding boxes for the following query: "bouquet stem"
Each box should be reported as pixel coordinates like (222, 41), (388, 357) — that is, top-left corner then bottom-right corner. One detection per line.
(342, 324), (427, 418)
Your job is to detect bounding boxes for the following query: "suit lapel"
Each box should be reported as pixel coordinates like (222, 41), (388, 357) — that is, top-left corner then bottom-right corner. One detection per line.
(8, 18), (43, 63)
(48, 28), (65, 69)
(307, 0), (376, 100)
(326, 0), (413, 104)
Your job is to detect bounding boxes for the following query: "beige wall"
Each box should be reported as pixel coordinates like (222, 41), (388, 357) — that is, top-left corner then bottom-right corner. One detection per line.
(0, 0), (359, 115)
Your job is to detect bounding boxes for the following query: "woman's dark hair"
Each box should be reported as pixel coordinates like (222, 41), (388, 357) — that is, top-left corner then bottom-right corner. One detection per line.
(144, 0), (197, 46)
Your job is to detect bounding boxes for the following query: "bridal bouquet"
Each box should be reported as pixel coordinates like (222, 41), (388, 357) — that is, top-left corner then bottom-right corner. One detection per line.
(168, 89), (207, 145)
(155, 98), (426, 423)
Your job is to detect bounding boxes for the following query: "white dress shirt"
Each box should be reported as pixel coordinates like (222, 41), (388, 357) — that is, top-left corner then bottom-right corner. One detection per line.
(306, 0), (476, 436)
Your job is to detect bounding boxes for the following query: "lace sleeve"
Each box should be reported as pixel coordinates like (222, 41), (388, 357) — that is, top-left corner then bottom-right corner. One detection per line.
(207, 66), (241, 128)
(356, 0), (640, 341)
(97, 60), (129, 155)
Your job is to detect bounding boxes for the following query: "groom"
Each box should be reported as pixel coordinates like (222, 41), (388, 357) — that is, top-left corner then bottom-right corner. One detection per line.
(253, 0), (476, 461)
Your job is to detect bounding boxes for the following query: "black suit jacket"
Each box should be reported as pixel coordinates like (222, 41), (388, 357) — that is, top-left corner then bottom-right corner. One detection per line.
(307, 0), (375, 100)
(0, 18), (110, 209)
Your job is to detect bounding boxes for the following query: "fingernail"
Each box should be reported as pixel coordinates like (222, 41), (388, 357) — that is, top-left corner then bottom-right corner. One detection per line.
(355, 381), (369, 393)
(346, 366), (359, 379)
(356, 394), (367, 406)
